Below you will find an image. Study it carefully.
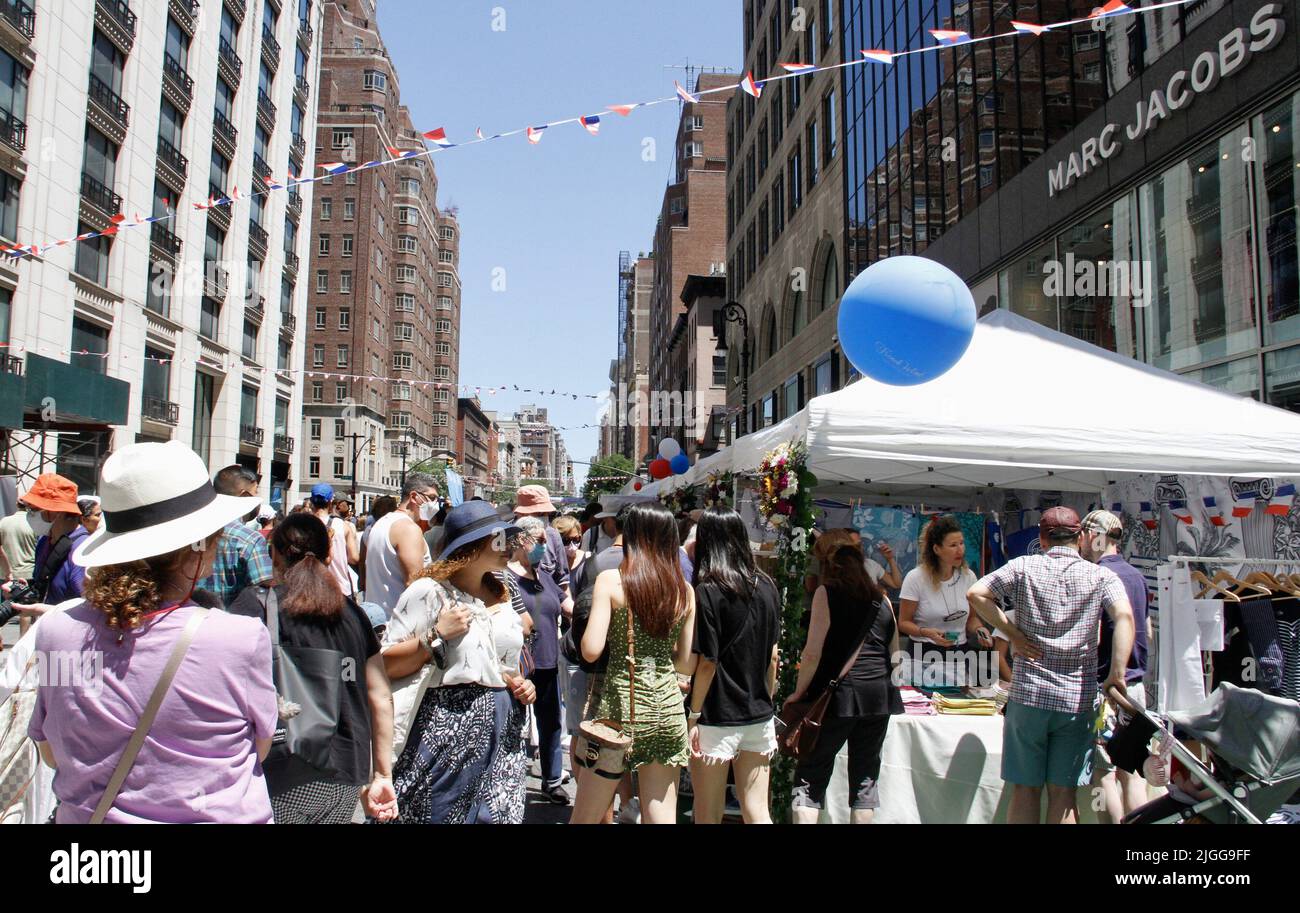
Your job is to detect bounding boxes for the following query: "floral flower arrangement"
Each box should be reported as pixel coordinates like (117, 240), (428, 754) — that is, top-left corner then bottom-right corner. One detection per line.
(703, 472), (734, 510)
(658, 485), (698, 516)
(757, 441), (808, 527)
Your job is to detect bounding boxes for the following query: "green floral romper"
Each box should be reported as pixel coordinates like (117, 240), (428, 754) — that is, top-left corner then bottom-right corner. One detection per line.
(593, 605), (689, 769)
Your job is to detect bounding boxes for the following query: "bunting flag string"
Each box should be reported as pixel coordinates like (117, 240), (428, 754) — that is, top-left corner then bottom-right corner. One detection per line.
(0, 0), (1191, 264)
(0, 342), (607, 399)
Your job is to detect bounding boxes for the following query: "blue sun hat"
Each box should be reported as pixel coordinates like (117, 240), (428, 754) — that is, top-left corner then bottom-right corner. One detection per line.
(438, 499), (521, 562)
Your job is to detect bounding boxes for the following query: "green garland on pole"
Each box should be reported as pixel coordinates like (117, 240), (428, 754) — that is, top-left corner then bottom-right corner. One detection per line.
(754, 442), (817, 822)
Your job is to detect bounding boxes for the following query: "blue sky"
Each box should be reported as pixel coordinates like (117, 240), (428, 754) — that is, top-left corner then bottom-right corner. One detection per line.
(377, 1), (740, 488)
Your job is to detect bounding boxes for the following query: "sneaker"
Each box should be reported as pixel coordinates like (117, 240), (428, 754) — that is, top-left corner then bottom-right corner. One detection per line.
(543, 782), (571, 806)
(618, 797), (641, 824)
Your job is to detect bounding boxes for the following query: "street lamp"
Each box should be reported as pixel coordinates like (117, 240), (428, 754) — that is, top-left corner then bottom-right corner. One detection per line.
(400, 426), (418, 489)
(715, 301), (750, 438)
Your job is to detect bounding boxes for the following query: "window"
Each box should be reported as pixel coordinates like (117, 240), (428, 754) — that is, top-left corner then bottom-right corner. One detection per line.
(396, 265), (416, 283)
(363, 69), (388, 91)
(333, 457), (345, 476)
(339, 271), (352, 293)
(434, 366), (450, 380)
(787, 147), (802, 215)
(318, 234), (330, 256)
(441, 226), (455, 241)
(346, 171), (357, 185)
(332, 128), (354, 150)
(344, 198), (355, 220)
(398, 234), (417, 253)
(814, 355), (835, 396)
(70, 317), (109, 374)
(669, 198), (683, 215)
(333, 419), (345, 439)
(396, 293), (415, 311)
(435, 341), (451, 356)
(315, 270), (328, 293)
(74, 220), (112, 286)
(435, 319), (451, 334)
(371, 316), (382, 340)
(341, 235), (353, 257)
(690, 115), (704, 131)
(314, 307), (326, 329)
(312, 344), (324, 366)
(336, 345), (348, 367)
(684, 141), (703, 159)
(399, 206), (418, 225)
(311, 381), (322, 402)
(822, 90), (836, 161)
(392, 352), (412, 370)
(400, 178), (419, 196)
(712, 354), (727, 386)
(433, 412), (449, 427)
(309, 418), (321, 440)
(308, 457), (320, 476)
(806, 120), (819, 188)
(320, 198), (332, 220)
(437, 296), (452, 310)
(335, 382), (348, 400)
(439, 250), (453, 263)
(338, 308), (350, 329)
(394, 322), (414, 341)
(438, 272), (453, 288)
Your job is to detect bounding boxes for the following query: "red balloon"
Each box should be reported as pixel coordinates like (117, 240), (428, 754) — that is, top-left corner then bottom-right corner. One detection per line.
(649, 458), (671, 480)
(633, 482), (643, 491)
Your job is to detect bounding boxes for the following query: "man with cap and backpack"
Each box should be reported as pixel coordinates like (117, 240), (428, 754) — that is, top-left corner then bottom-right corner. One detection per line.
(966, 507), (1136, 825)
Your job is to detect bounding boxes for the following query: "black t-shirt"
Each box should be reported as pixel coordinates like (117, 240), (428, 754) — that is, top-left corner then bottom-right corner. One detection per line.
(228, 585), (381, 791)
(692, 577), (782, 727)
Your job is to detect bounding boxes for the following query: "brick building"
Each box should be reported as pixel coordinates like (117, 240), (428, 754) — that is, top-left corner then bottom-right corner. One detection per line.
(299, 0), (460, 511)
(647, 72), (730, 462)
(455, 395), (491, 497)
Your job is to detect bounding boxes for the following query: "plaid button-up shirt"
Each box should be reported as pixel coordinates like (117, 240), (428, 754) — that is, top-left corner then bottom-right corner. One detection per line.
(199, 521), (274, 607)
(978, 546), (1127, 714)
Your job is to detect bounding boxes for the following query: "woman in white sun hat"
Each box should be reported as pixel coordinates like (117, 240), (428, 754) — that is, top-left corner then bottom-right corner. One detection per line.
(27, 441), (279, 824)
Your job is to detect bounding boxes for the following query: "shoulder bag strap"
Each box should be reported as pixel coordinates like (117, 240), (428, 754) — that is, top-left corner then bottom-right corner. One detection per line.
(625, 604), (635, 740)
(262, 586), (280, 647)
(828, 598), (884, 689)
(29, 534), (76, 598)
(90, 607), (209, 824)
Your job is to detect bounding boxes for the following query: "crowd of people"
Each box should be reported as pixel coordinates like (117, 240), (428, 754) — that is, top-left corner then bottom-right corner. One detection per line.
(0, 438), (1154, 825)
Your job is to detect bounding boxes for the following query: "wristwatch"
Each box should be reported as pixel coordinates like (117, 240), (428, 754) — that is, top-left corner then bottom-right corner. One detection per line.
(426, 635), (447, 669)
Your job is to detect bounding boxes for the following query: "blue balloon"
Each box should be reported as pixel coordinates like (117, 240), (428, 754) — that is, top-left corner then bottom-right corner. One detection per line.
(670, 453), (690, 475)
(836, 256), (976, 386)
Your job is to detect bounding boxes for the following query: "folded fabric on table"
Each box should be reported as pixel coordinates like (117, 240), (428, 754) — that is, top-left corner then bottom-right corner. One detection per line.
(934, 694), (998, 716)
(900, 686), (936, 715)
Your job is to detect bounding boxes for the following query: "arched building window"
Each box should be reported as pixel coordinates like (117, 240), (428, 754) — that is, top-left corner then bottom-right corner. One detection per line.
(819, 245), (839, 314)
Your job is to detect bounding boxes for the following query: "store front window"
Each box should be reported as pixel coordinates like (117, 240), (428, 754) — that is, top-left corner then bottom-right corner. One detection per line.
(1258, 94), (1300, 347)
(1266, 347), (1300, 411)
(1183, 357), (1261, 400)
(1140, 126), (1257, 373)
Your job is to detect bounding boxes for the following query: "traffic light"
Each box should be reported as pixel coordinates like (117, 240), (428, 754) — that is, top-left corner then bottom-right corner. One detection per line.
(369, 437), (377, 457)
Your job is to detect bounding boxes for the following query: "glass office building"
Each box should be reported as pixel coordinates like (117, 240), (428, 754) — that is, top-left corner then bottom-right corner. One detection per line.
(840, 0), (1300, 409)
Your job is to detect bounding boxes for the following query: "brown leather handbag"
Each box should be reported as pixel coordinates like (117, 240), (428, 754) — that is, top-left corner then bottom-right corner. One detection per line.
(777, 601), (881, 760)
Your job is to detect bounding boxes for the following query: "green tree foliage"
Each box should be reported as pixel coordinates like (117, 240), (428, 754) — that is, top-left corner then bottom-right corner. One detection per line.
(582, 454), (635, 502)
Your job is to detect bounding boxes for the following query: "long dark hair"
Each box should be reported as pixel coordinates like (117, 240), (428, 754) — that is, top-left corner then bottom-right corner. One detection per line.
(620, 501), (689, 637)
(693, 507), (769, 599)
(270, 513), (346, 619)
(823, 543), (882, 606)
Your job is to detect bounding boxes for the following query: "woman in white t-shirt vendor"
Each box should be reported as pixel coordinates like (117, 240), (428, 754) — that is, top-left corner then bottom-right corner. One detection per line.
(898, 517), (992, 650)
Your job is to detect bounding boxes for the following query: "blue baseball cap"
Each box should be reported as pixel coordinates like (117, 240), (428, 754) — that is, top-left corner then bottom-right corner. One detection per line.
(360, 601), (388, 629)
(310, 483), (335, 503)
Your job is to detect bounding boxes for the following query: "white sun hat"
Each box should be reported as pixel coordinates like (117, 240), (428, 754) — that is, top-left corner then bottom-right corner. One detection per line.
(72, 441), (261, 568)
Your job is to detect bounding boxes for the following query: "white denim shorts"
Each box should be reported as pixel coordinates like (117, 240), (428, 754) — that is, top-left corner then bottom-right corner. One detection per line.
(695, 718), (778, 762)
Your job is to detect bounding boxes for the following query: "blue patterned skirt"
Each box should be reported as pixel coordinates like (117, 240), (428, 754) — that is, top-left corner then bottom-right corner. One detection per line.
(392, 683), (526, 824)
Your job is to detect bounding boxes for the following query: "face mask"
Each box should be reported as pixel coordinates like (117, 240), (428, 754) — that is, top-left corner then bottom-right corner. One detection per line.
(27, 512), (52, 536)
(528, 542), (547, 566)
(565, 542), (579, 556)
(419, 499), (440, 522)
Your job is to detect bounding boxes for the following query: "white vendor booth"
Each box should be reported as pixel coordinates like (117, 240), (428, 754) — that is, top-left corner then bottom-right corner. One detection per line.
(670, 311), (1300, 822)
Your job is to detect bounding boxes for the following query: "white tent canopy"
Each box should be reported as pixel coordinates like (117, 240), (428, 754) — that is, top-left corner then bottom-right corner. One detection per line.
(686, 310), (1300, 494)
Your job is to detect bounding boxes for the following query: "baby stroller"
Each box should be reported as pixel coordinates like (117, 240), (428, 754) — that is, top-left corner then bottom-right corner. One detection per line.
(1108, 683), (1300, 824)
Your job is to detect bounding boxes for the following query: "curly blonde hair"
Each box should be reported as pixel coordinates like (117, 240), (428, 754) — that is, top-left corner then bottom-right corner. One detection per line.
(83, 544), (201, 634)
(411, 535), (507, 602)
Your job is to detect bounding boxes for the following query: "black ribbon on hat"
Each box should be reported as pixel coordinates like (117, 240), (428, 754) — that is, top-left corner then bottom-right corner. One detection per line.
(102, 481), (218, 534)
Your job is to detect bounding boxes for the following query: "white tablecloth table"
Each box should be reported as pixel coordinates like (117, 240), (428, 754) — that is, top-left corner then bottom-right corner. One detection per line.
(823, 713), (1009, 824)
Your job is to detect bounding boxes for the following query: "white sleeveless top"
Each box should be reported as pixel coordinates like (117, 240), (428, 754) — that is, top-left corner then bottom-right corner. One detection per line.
(365, 511), (430, 612)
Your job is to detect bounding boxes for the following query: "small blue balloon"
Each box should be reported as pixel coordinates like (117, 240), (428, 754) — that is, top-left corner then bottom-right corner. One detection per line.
(670, 453), (690, 475)
(836, 256), (976, 386)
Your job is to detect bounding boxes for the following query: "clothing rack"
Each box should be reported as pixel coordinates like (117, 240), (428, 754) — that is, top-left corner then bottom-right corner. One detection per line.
(1166, 556), (1300, 566)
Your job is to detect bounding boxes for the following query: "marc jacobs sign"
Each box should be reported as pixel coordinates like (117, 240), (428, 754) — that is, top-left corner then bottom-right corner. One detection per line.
(1047, 3), (1287, 198)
